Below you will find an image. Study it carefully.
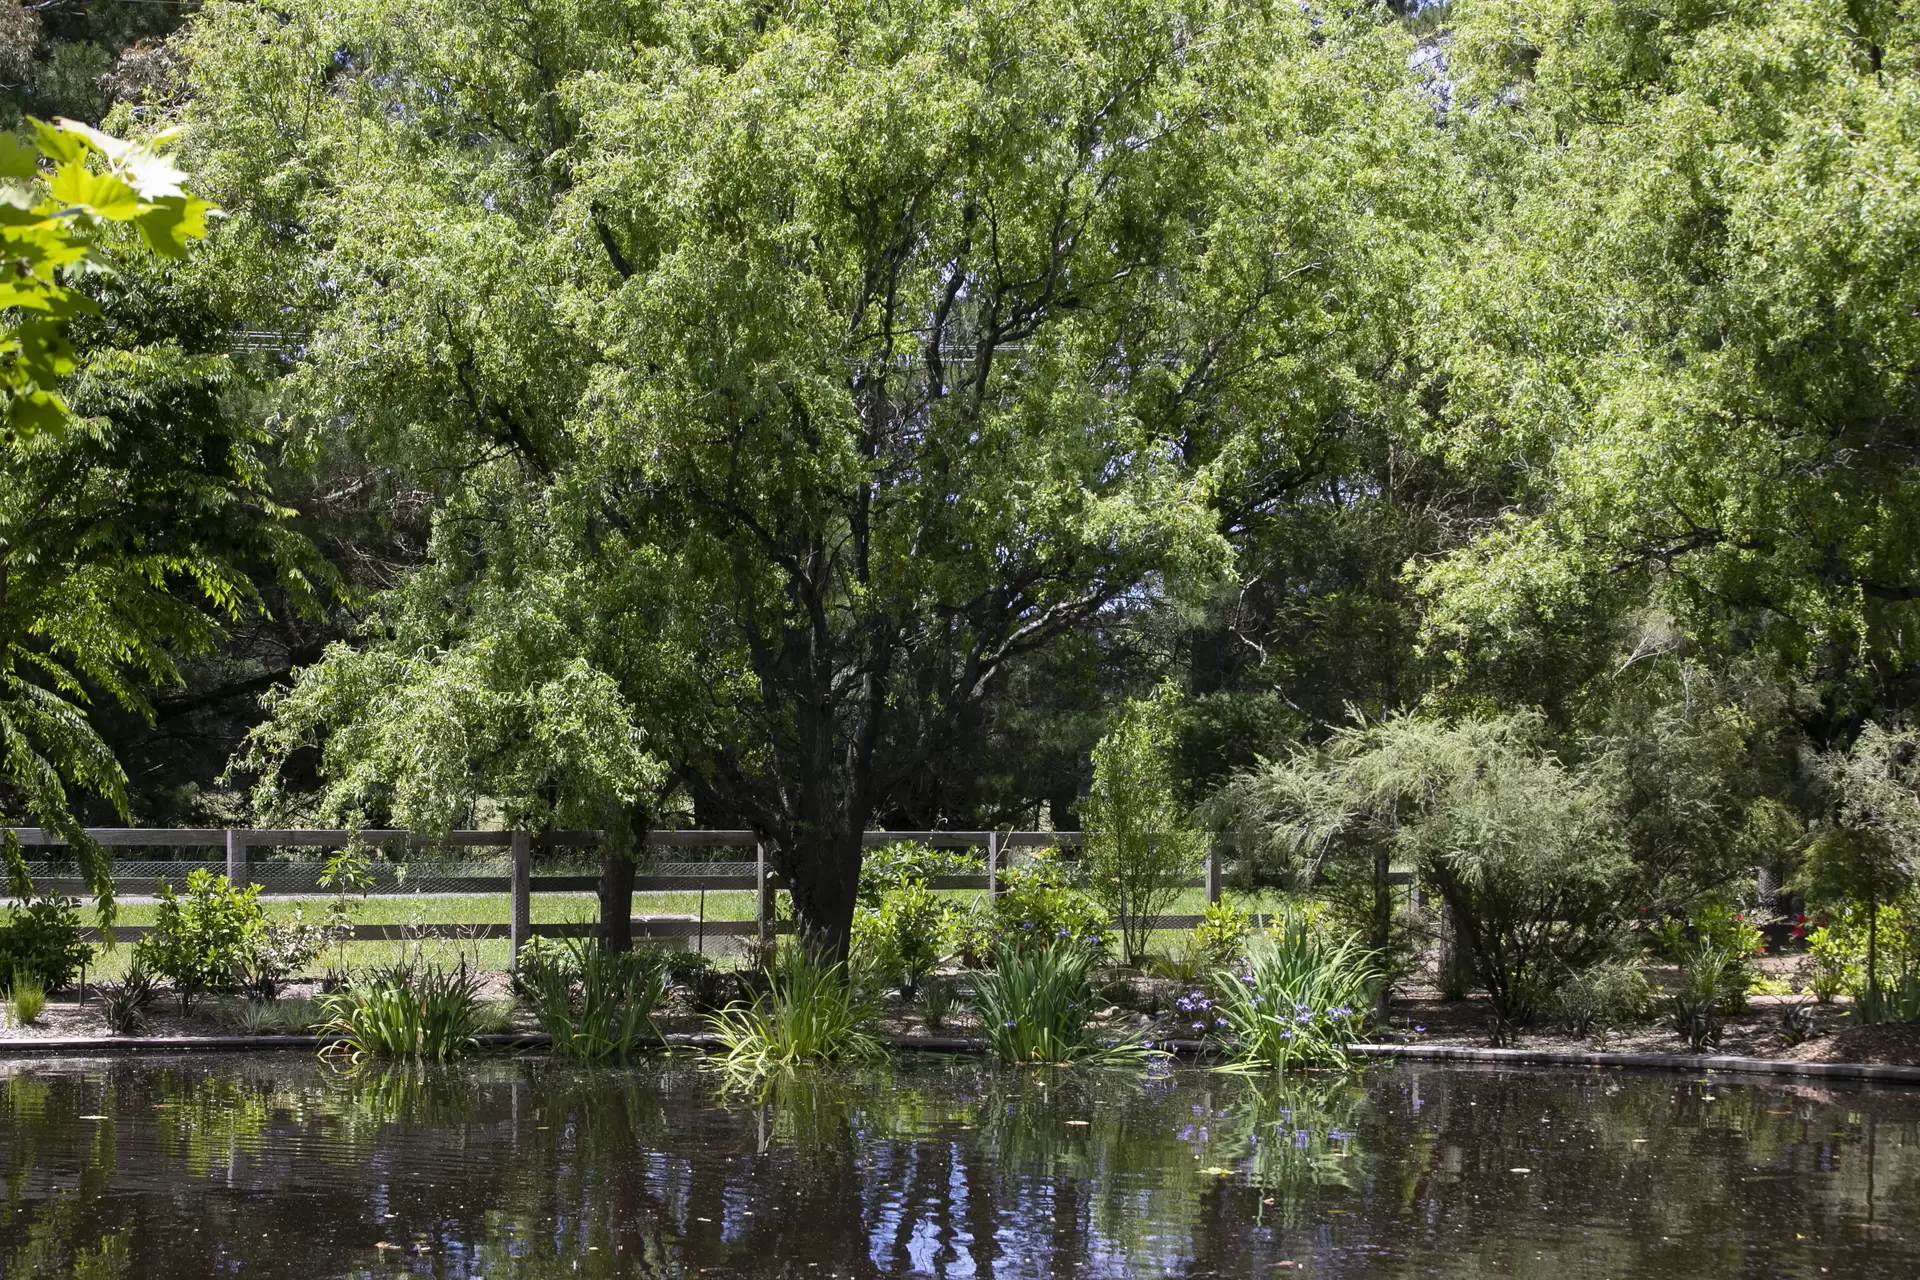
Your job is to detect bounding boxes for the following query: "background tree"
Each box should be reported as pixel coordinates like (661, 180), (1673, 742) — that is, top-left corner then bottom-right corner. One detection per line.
(180, 0), (1440, 955)
(1798, 722), (1920, 1014)
(1079, 684), (1205, 966)
(1216, 713), (1633, 1025)
(0, 117), (291, 920)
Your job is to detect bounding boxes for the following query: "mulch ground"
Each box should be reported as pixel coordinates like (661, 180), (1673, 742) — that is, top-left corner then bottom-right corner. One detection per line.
(4, 958), (1917, 1068)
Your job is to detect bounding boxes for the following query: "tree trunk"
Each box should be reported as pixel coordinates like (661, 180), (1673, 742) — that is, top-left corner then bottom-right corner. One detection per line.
(778, 825), (864, 962)
(1371, 843), (1393, 956)
(1866, 885), (1879, 1023)
(597, 839), (638, 954)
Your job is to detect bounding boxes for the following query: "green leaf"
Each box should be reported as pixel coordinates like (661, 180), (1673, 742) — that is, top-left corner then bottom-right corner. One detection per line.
(133, 196), (214, 259)
(28, 118), (85, 167)
(0, 133), (37, 181)
(47, 163), (141, 220)
(6, 388), (70, 438)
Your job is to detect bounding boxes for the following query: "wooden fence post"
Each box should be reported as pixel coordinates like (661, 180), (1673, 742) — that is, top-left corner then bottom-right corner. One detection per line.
(987, 831), (1000, 903)
(225, 829), (247, 886)
(509, 831), (532, 969)
(1205, 834), (1221, 905)
(756, 840), (770, 951)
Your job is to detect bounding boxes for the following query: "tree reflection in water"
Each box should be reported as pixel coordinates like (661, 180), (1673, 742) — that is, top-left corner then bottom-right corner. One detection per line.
(0, 1054), (1916, 1278)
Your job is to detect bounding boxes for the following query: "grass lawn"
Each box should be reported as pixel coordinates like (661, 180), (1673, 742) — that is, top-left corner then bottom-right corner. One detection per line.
(74, 885), (1306, 980)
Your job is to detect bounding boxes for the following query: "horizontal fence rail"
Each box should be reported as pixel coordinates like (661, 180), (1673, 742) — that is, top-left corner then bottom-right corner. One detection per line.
(9, 827), (1415, 967)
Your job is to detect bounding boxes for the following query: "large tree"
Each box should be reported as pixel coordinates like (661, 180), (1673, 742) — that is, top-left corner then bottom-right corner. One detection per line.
(190, 0), (1438, 951)
(0, 117), (306, 916)
(1415, 0), (1920, 738)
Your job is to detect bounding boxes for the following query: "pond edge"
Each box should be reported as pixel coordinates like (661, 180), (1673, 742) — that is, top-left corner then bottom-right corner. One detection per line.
(0, 1031), (1915, 1083)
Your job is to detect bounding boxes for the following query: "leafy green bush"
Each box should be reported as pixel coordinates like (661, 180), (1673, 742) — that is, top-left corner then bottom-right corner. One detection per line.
(657, 947), (714, 985)
(855, 878), (950, 998)
(1652, 902), (1770, 1012)
(523, 938), (665, 1061)
(1216, 713), (1631, 1023)
(1803, 916), (1859, 1003)
(971, 943), (1143, 1065)
(1800, 904), (1920, 1018)
(951, 859), (1111, 966)
(318, 963), (485, 1061)
(511, 934), (578, 999)
(247, 914), (330, 1000)
(709, 944), (884, 1071)
(134, 871), (269, 1012)
(859, 841), (982, 907)
(1192, 899), (1254, 968)
(1211, 912), (1379, 1073)
(0, 896), (94, 991)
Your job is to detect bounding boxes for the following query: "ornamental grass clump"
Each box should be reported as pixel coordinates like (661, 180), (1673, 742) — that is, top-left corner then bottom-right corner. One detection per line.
(1212, 913), (1380, 1073)
(972, 943), (1145, 1065)
(709, 944), (885, 1072)
(318, 962), (485, 1062)
(524, 938), (666, 1061)
(8, 967), (45, 1024)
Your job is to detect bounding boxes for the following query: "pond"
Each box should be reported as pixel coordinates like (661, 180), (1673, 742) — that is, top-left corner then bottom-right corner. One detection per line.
(0, 1053), (1915, 1278)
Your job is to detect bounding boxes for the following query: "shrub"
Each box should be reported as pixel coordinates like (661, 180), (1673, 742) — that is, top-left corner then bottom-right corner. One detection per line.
(1193, 899), (1254, 968)
(1802, 915), (1860, 1003)
(1211, 912), (1380, 1073)
(659, 947), (714, 985)
(511, 935), (578, 999)
(916, 976), (957, 1030)
(971, 943), (1144, 1065)
(1651, 903), (1770, 1012)
(709, 944), (885, 1071)
(1149, 940), (1210, 984)
(318, 963), (485, 1061)
(0, 897), (94, 991)
(247, 914), (330, 1000)
(856, 878), (950, 998)
(100, 968), (158, 1034)
(1543, 960), (1653, 1039)
(227, 998), (326, 1036)
(859, 841), (982, 907)
(1216, 713), (1631, 1024)
(1666, 948), (1735, 1051)
(523, 938), (665, 1061)
(1080, 684), (1207, 965)
(1799, 904), (1920, 1019)
(1777, 1000), (1818, 1046)
(10, 968), (45, 1023)
(134, 871), (269, 1012)
(951, 859), (1111, 966)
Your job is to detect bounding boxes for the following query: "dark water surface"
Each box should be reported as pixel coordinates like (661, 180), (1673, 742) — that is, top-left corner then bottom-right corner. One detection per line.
(0, 1053), (1915, 1278)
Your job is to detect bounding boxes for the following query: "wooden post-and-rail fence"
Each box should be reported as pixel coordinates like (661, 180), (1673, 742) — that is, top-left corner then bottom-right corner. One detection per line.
(0, 826), (1356, 964)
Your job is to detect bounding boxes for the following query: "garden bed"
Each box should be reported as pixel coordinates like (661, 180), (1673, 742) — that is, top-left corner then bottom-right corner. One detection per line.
(7, 971), (1919, 1075)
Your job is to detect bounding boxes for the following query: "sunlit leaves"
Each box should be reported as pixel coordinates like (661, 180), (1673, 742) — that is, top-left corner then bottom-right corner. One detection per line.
(0, 118), (216, 444)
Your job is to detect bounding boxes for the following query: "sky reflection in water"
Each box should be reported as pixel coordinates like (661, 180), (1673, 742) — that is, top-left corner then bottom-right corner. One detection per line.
(0, 1053), (1915, 1278)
